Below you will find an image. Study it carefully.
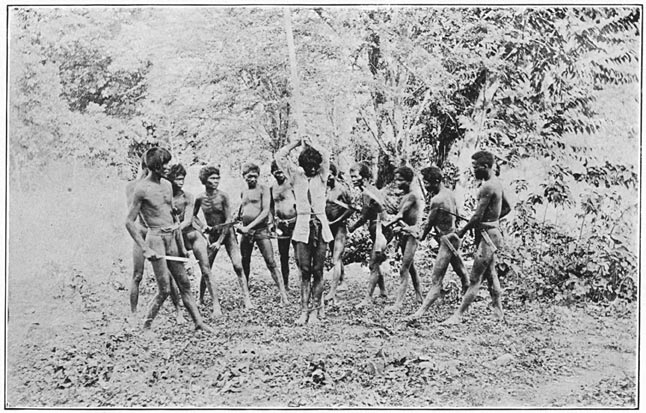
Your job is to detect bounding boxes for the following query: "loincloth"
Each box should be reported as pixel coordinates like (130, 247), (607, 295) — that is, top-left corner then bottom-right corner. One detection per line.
(275, 216), (297, 239)
(144, 224), (183, 258)
(241, 225), (272, 241)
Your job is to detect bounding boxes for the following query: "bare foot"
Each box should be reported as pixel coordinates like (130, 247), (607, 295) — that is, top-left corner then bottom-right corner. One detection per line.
(175, 313), (187, 325)
(337, 282), (348, 292)
(212, 306), (223, 319)
(378, 289), (388, 299)
(415, 293), (424, 304)
(324, 292), (336, 303)
(491, 306), (504, 321)
(308, 312), (320, 325)
(280, 293), (289, 305)
(440, 315), (461, 326)
(295, 312), (308, 326)
(195, 323), (214, 334)
(244, 301), (255, 311)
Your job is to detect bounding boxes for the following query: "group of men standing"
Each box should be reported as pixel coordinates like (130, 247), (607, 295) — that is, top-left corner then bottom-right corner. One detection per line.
(125, 137), (510, 331)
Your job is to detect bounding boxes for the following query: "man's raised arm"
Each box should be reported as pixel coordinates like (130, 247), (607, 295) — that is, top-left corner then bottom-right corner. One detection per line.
(275, 140), (301, 180)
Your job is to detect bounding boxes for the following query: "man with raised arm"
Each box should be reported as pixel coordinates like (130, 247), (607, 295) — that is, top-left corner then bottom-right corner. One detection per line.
(194, 165), (253, 310)
(125, 147), (212, 332)
(403, 166), (469, 322)
(238, 162), (288, 304)
(347, 162), (392, 308)
(383, 166), (423, 312)
(443, 151), (511, 325)
(275, 137), (333, 325)
(323, 163), (354, 303)
(270, 160), (299, 290)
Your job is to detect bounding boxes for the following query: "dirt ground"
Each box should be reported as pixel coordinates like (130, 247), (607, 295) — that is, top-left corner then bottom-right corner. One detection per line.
(5, 176), (637, 408)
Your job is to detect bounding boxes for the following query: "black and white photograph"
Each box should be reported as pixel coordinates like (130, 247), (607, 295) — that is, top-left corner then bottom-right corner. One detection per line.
(6, 3), (640, 408)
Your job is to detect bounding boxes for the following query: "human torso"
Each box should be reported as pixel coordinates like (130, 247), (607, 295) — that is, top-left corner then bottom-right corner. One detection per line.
(325, 183), (352, 222)
(271, 180), (297, 221)
(241, 185), (268, 227)
(430, 187), (458, 235)
(136, 178), (174, 229)
(172, 190), (191, 222)
(198, 190), (228, 227)
(479, 178), (504, 223)
(399, 191), (421, 227)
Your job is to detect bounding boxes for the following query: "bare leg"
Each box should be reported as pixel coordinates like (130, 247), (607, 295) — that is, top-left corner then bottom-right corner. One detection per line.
(167, 260), (213, 333)
(325, 226), (347, 302)
(143, 257), (172, 329)
(443, 241), (491, 325)
(168, 276), (186, 324)
(404, 243), (452, 321)
(357, 250), (381, 308)
(224, 233), (253, 310)
(190, 234), (222, 318)
(277, 237), (291, 290)
(486, 258), (504, 320)
(130, 241), (145, 314)
(294, 241), (311, 325)
(256, 238), (288, 303)
(309, 239), (328, 324)
(410, 263), (422, 303)
(239, 234), (254, 285)
(387, 236), (417, 312)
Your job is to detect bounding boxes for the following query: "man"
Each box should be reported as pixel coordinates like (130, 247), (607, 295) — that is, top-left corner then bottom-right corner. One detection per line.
(383, 166), (423, 312)
(443, 151), (511, 325)
(348, 162), (392, 308)
(270, 160), (299, 290)
(324, 162), (354, 303)
(125, 156), (185, 325)
(238, 162), (288, 304)
(403, 166), (469, 322)
(194, 165), (253, 310)
(167, 164), (224, 318)
(125, 147), (212, 332)
(275, 137), (333, 325)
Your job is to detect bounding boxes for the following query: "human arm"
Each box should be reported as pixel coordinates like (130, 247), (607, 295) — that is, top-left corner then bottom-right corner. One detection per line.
(500, 189), (511, 219)
(125, 187), (158, 260)
(457, 185), (493, 238)
(275, 140), (302, 180)
(420, 203), (440, 241)
(239, 186), (272, 233)
(179, 192), (195, 232)
(329, 188), (355, 225)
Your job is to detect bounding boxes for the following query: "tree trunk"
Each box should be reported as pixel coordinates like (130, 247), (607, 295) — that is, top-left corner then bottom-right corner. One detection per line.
(283, 9), (302, 141)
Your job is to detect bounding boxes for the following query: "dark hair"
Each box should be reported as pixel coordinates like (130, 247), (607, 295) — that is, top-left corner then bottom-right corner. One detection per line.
(329, 162), (338, 177)
(472, 151), (495, 168)
(168, 164), (187, 181)
(199, 166), (220, 184)
(298, 147), (323, 170)
(395, 166), (414, 183)
(420, 166), (442, 184)
(144, 147), (172, 173)
(350, 162), (372, 181)
(242, 162), (260, 176)
(271, 160), (281, 174)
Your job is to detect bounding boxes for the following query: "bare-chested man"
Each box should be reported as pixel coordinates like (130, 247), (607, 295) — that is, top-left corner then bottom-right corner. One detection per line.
(443, 151), (511, 325)
(403, 166), (469, 322)
(125, 147), (212, 332)
(270, 160), (299, 290)
(167, 164), (224, 318)
(125, 156), (185, 324)
(238, 162), (288, 303)
(348, 162), (393, 308)
(194, 166), (253, 310)
(275, 137), (332, 325)
(324, 163), (354, 303)
(383, 166), (423, 312)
